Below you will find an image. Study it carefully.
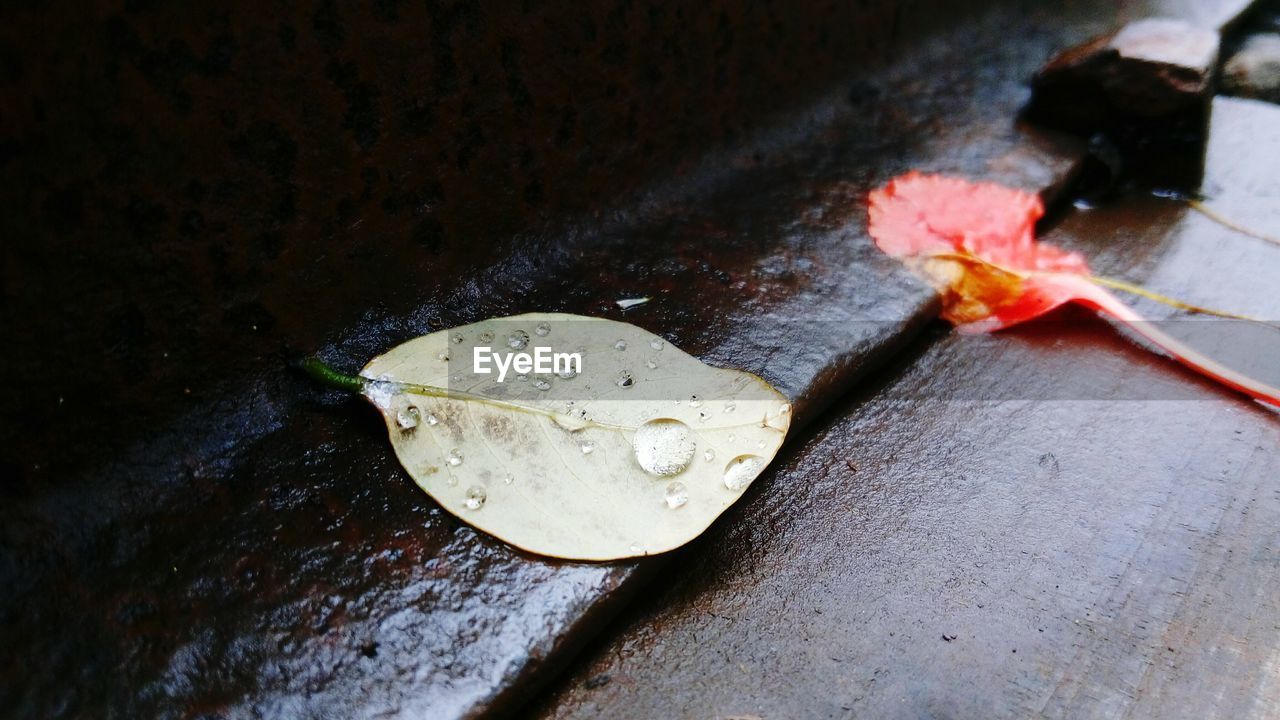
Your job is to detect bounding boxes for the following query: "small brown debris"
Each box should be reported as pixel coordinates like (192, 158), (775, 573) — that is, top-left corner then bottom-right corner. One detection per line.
(584, 673), (611, 690)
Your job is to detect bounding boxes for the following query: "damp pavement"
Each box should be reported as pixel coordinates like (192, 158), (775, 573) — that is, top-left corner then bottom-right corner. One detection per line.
(535, 94), (1280, 719)
(1, 1), (1276, 719)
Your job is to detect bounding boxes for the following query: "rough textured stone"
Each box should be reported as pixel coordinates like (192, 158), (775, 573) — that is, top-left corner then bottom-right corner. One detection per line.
(1223, 33), (1280, 102)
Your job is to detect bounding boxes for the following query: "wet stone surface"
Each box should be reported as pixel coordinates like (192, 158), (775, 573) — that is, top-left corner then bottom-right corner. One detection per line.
(0, 0), (1249, 718)
(0, 1), (1092, 717)
(535, 97), (1280, 720)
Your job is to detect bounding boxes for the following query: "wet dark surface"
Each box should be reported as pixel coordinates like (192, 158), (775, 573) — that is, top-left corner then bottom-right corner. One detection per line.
(0, 0), (1265, 718)
(0, 1), (1085, 717)
(537, 319), (1280, 720)
(534, 89), (1280, 720)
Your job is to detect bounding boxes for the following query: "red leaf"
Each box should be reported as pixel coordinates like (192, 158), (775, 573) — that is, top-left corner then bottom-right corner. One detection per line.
(868, 171), (1089, 275)
(867, 172), (1280, 407)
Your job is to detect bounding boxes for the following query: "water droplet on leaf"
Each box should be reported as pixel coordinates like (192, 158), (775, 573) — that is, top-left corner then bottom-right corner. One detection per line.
(465, 486), (487, 509)
(447, 449), (464, 466)
(508, 330), (529, 349)
(632, 419), (696, 476)
(664, 482), (689, 509)
(723, 455), (765, 491)
(535, 322), (551, 336)
(614, 339), (628, 351)
(396, 404), (420, 429)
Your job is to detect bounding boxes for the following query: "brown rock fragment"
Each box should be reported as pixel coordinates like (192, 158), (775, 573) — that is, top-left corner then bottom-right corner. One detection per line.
(1030, 18), (1218, 130)
(1026, 18), (1220, 188)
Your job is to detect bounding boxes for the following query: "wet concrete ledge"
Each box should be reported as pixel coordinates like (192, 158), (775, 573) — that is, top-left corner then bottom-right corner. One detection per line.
(534, 91), (1280, 720)
(1, 1), (1266, 718)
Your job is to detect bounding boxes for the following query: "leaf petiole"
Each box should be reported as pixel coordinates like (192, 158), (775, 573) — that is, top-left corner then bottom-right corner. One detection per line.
(300, 357), (366, 394)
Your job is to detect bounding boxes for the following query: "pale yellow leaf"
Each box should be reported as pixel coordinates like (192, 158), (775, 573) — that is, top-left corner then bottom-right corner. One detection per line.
(360, 312), (791, 561)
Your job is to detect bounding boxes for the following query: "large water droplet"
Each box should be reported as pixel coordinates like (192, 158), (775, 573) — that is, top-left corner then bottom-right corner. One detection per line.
(464, 486), (487, 509)
(723, 455), (765, 491)
(535, 322), (551, 336)
(579, 440), (596, 455)
(447, 449), (464, 467)
(633, 418), (696, 476)
(396, 404), (420, 429)
(614, 339), (628, 351)
(553, 412), (590, 431)
(508, 330), (529, 349)
(664, 482), (689, 509)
